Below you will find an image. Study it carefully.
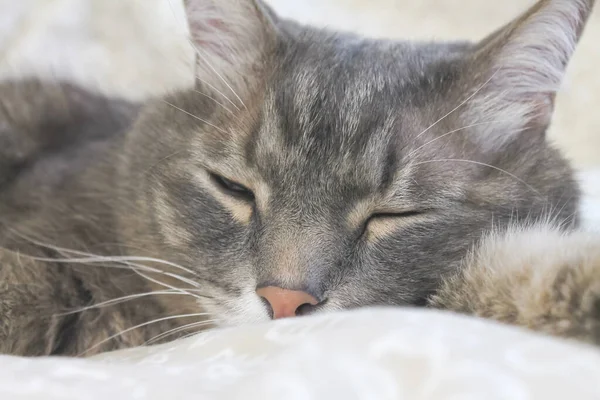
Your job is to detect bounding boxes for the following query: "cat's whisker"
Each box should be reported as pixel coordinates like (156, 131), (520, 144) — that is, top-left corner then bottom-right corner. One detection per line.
(161, 99), (228, 134)
(55, 290), (197, 316)
(25, 255), (186, 275)
(3, 229), (210, 302)
(408, 122), (488, 160)
(143, 319), (218, 346)
(23, 254), (204, 294)
(414, 158), (543, 197)
(22, 253), (209, 302)
(77, 312), (211, 356)
(38, 249), (207, 300)
(413, 69), (500, 142)
(177, 330), (209, 341)
(162, 271), (204, 289)
(98, 257), (205, 292)
(130, 268), (208, 302)
(97, 255), (198, 277)
(7, 229), (201, 278)
(16, 254), (155, 271)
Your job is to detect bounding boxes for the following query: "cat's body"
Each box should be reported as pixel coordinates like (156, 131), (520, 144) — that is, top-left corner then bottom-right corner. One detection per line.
(0, 82), (189, 355)
(0, 0), (598, 356)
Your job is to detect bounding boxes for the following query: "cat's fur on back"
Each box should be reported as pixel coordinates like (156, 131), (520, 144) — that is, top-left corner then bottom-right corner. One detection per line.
(0, 0), (597, 356)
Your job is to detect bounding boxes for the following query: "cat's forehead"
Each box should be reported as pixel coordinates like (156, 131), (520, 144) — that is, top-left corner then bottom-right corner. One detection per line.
(247, 33), (470, 190)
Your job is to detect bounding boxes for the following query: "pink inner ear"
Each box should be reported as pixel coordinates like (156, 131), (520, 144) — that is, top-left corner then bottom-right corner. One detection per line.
(527, 93), (554, 129)
(189, 18), (234, 65)
(206, 18), (228, 31)
(186, 0), (237, 66)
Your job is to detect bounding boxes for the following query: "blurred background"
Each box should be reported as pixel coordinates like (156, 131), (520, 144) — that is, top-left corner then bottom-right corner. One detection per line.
(0, 0), (598, 170)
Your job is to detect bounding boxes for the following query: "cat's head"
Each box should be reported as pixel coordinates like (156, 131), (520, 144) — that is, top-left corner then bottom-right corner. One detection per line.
(123, 0), (593, 325)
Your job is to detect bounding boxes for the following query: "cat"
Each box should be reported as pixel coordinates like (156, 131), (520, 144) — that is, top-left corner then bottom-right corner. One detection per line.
(0, 0), (597, 357)
(431, 224), (600, 346)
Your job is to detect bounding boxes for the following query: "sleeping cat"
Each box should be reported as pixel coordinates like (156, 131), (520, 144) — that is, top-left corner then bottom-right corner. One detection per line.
(0, 0), (598, 356)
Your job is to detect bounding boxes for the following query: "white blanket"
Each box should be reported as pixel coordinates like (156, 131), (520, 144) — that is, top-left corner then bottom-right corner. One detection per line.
(1, 308), (600, 399)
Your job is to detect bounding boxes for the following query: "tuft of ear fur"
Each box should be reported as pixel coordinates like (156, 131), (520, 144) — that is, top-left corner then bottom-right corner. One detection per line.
(183, 0), (277, 107)
(464, 0), (595, 150)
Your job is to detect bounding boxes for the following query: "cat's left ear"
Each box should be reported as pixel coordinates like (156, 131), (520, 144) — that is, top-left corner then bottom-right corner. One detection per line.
(184, 0), (278, 105)
(463, 0), (595, 150)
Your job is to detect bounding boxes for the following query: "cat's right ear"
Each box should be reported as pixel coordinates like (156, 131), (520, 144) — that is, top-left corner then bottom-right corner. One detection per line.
(460, 0), (595, 151)
(184, 0), (278, 106)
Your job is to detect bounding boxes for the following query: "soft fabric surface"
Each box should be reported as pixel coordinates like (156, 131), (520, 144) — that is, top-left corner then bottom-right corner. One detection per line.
(1, 308), (599, 399)
(0, 1), (599, 399)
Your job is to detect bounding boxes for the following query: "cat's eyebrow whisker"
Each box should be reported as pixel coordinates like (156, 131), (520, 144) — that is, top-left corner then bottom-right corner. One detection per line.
(77, 312), (211, 356)
(194, 76), (241, 112)
(193, 89), (235, 115)
(413, 158), (543, 197)
(164, 0), (243, 111)
(407, 112), (546, 161)
(188, 40), (248, 111)
(413, 69), (500, 142)
(161, 99), (228, 134)
(143, 319), (218, 346)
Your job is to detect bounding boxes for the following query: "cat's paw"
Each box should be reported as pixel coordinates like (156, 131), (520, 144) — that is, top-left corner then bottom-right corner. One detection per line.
(430, 225), (600, 345)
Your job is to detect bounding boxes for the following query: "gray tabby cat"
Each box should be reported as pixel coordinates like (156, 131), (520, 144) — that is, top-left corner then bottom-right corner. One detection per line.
(0, 0), (598, 356)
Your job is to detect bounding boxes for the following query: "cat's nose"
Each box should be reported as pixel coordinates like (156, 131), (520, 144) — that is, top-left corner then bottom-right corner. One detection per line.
(256, 286), (319, 319)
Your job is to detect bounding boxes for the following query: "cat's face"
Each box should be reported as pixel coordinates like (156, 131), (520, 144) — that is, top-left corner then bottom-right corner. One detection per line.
(123, 0), (591, 325)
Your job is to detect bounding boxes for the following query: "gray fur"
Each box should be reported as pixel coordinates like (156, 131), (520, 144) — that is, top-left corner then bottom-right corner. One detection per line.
(0, 0), (594, 356)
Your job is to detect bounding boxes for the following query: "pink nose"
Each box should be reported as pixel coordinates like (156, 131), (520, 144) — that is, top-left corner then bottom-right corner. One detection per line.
(256, 286), (319, 319)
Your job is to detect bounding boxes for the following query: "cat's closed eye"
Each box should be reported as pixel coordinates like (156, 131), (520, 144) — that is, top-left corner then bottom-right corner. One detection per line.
(362, 210), (427, 238)
(209, 172), (255, 202)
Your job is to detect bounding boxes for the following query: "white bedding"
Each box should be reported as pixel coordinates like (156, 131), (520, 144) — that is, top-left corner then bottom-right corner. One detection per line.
(1, 308), (600, 399)
(0, 1), (600, 399)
